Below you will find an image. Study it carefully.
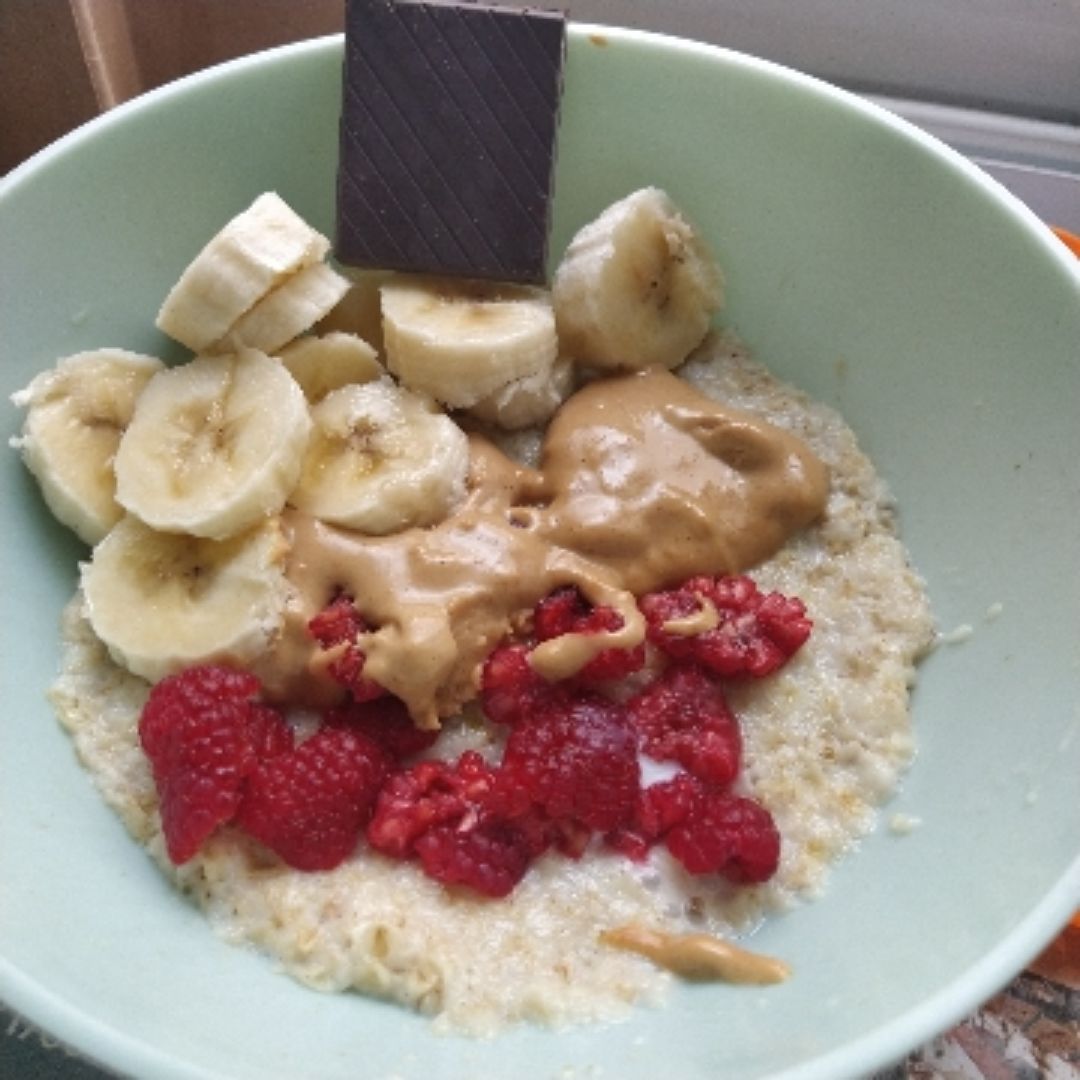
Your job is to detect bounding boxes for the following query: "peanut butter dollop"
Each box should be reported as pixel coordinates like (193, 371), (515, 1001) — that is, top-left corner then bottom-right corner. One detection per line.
(255, 370), (828, 727)
(600, 923), (791, 984)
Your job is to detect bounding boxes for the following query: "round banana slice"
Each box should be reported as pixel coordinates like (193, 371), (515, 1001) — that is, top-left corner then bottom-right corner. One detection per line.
(381, 277), (557, 409)
(156, 191), (330, 353)
(290, 379), (469, 534)
(212, 261), (350, 355)
(114, 348), (312, 541)
(316, 269), (391, 355)
(465, 354), (576, 431)
(279, 332), (384, 403)
(552, 187), (724, 372)
(10, 348), (165, 545)
(81, 515), (290, 683)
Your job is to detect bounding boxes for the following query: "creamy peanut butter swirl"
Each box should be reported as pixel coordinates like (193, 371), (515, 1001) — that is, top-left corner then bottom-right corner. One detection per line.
(600, 924), (791, 984)
(256, 370), (828, 727)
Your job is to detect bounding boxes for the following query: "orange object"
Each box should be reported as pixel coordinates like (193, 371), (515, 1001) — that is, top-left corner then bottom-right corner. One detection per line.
(1052, 227), (1080, 258)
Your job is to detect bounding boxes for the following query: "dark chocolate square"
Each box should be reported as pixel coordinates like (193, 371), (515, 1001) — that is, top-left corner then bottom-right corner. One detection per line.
(336, 0), (566, 284)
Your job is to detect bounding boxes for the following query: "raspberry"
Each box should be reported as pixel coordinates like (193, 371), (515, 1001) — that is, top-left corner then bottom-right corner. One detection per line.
(533, 586), (645, 681)
(325, 696), (439, 760)
(308, 595), (383, 703)
(665, 792), (781, 883)
(366, 751), (497, 859)
(626, 663), (742, 786)
(236, 727), (390, 871)
(414, 819), (534, 898)
(501, 693), (640, 832)
(479, 643), (553, 726)
(639, 574), (811, 678)
(605, 772), (703, 861)
(139, 665), (287, 865)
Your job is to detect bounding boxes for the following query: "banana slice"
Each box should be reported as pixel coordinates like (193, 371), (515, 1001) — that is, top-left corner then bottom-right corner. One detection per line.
(213, 262), (350, 355)
(10, 349), (165, 544)
(279, 332), (384, 403)
(114, 348), (312, 541)
(290, 379), (468, 534)
(81, 515), (290, 683)
(317, 270), (391, 355)
(156, 192), (330, 353)
(552, 187), (724, 372)
(381, 277), (557, 408)
(465, 354), (575, 430)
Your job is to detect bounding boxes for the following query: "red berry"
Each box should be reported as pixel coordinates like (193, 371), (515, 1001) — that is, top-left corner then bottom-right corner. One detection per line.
(325, 696), (439, 760)
(626, 663), (742, 786)
(533, 586), (645, 681)
(366, 751), (497, 859)
(479, 644), (552, 726)
(501, 693), (640, 832)
(639, 574), (811, 678)
(308, 595), (383, 703)
(414, 819), (534, 898)
(606, 772), (703, 860)
(139, 666), (281, 865)
(665, 792), (781, 883)
(236, 727), (390, 871)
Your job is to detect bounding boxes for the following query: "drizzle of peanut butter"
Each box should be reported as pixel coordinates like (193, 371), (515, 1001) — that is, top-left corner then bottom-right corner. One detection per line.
(600, 923), (791, 984)
(255, 370), (828, 727)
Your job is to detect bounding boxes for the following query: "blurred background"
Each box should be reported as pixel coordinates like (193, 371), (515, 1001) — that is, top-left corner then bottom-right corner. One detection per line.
(1, 0), (1078, 228)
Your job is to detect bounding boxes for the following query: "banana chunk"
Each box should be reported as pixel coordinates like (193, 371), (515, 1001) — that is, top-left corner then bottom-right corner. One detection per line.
(552, 187), (724, 372)
(156, 192), (330, 353)
(10, 348), (165, 544)
(81, 515), (290, 683)
(317, 270), (391, 356)
(466, 354), (575, 430)
(291, 379), (469, 534)
(382, 277), (557, 409)
(114, 348), (312, 540)
(279, 332), (384, 403)
(213, 261), (350, 355)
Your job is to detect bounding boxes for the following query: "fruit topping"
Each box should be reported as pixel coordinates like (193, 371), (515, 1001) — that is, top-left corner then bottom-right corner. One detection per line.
(308, 595), (384, 702)
(367, 751), (499, 860)
(139, 665), (291, 864)
(236, 727), (390, 872)
(532, 586), (646, 681)
(626, 663), (742, 786)
(414, 820), (535, 899)
(665, 792), (781, 883)
(326, 695), (439, 760)
(640, 574), (811, 678)
(500, 693), (640, 833)
(479, 643), (553, 726)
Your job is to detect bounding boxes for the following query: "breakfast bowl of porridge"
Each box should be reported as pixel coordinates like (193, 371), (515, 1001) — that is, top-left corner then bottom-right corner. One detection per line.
(1, 19), (1078, 1080)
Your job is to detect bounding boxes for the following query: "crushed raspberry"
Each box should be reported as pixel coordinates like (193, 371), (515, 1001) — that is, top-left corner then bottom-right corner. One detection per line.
(414, 820), (534, 898)
(308, 595), (383, 703)
(236, 727), (390, 871)
(639, 574), (811, 678)
(606, 772), (704, 861)
(501, 694), (640, 832)
(533, 586), (645, 681)
(366, 751), (497, 859)
(626, 663), (742, 786)
(139, 665), (287, 865)
(325, 696), (439, 760)
(665, 792), (781, 883)
(479, 644), (552, 726)
(247, 704), (295, 761)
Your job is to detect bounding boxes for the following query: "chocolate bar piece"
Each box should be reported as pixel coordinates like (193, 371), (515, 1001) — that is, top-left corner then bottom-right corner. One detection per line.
(336, 0), (566, 284)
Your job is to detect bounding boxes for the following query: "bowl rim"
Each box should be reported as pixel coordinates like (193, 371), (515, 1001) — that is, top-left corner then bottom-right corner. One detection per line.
(1, 24), (1078, 1080)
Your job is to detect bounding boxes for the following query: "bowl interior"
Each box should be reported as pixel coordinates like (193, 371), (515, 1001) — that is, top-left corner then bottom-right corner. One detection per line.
(1, 27), (1078, 1080)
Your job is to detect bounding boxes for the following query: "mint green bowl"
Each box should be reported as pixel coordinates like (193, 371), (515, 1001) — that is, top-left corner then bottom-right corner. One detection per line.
(1, 27), (1078, 1080)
